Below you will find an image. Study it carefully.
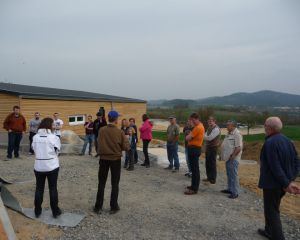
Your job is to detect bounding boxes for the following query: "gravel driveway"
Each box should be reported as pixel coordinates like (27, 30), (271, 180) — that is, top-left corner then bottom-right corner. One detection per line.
(0, 150), (299, 240)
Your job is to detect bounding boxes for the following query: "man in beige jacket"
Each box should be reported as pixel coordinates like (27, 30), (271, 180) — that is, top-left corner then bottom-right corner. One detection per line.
(94, 110), (130, 214)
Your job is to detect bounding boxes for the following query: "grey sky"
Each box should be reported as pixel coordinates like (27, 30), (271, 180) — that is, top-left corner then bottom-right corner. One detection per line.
(1, 0), (300, 100)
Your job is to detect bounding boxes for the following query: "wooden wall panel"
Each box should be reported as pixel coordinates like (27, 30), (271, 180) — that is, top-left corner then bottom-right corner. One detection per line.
(19, 98), (146, 136)
(112, 102), (147, 129)
(0, 93), (20, 133)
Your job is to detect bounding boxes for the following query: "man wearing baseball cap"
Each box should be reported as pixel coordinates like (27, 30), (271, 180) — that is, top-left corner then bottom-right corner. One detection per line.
(94, 110), (130, 214)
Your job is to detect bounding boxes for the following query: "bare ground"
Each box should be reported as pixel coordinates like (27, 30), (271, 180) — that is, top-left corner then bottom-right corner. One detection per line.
(0, 149), (300, 240)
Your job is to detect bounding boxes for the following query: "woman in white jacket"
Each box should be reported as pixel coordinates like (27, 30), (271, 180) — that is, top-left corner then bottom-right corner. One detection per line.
(32, 117), (62, 218)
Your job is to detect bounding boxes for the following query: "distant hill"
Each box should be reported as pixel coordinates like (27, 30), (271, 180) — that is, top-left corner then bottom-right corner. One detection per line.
(148, 90), (300, 108)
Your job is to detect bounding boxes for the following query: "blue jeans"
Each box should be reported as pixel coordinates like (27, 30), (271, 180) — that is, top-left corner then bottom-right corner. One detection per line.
(167, 142), (180, 169)
(185, 147), (191, 173)
(7, 132), (23, 158)
(226, 160), (240, 195)
(81, 134), (94, 154)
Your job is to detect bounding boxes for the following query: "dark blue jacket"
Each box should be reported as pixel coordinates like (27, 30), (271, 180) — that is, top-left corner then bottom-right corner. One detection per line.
(259, 133), (300, 189)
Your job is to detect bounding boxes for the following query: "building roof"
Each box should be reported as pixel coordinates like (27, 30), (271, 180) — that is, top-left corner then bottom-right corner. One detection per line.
(0, 82), (146, 103)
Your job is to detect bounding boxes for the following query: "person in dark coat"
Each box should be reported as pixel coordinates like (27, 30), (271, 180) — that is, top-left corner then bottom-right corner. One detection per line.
(126, 127), (137, 171)
(93, 112), (107, 157)
(258, 117), (300, 240)
(129, 118), (139, 164)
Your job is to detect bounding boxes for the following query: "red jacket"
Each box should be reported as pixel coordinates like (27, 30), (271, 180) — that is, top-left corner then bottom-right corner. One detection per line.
(3, 113), (26, 133)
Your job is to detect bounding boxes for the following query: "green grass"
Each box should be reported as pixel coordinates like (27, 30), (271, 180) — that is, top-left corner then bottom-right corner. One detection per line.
(243, 126), (300, 142)
(152, 126), (300, 144)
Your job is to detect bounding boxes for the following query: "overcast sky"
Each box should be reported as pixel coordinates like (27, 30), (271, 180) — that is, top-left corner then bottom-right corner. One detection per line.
(1, 0), (300, 100)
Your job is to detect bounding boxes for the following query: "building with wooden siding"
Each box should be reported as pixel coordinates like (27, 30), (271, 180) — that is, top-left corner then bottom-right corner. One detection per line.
(0, 83), (146, 135)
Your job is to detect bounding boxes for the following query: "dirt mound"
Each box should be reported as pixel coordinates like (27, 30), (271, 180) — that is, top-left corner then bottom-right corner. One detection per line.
(242, 142), (264, 162)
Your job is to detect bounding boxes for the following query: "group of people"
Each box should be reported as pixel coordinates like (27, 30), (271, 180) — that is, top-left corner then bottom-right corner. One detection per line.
(164, 113), (300, 240)
(3, 106), (64, 159)
(165, 114), (241, 198)
(2, 106), (300, 240)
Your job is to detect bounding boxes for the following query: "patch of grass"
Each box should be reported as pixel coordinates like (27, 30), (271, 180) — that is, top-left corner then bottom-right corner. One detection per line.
(152, 125), (300, 144)
(244, 126), (300, 142)
(152, 131), (186, 145)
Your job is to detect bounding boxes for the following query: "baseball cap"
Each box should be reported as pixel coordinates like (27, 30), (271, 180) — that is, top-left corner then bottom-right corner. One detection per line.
(108, 110), (120, 119)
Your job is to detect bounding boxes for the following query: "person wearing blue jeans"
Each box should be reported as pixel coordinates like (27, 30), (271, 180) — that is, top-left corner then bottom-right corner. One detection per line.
(225, 159), (240, 196)
(221, 120), (243, 199)
(80, 115), (94, 156)
(3, 106), (26, 160)
(165, 116), (180, 172)
(8, 132), (23, 158)
(167, 142), (180, 170)
(81, 134), (95, 155)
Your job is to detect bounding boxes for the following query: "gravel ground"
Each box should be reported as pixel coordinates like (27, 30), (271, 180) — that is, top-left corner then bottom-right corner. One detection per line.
(0, 150), (299, 240)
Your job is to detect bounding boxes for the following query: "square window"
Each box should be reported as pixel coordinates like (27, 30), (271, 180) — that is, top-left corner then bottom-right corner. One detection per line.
(69, 115), (85, 126)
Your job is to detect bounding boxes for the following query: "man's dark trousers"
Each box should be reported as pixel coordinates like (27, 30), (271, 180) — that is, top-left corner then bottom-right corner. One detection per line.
(7, 132), (23, 158)
(188, 147), (201, 192)
(29, 132), (36, 154)
(263, 188), (286, 240)
(95, 159), (121, 210)
(205, 146), (217, 183)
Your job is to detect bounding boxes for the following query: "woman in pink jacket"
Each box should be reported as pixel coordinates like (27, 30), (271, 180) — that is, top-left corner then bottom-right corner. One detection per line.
(139, 114), (153, 168)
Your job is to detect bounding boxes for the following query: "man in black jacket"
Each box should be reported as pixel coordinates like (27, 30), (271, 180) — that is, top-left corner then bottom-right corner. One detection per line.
(258, 117), (300, 240)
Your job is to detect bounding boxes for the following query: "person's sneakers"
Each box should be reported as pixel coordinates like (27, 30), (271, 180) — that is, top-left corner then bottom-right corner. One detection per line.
(202, 178), (210, 182)
(94, 154), (100, 158)
(186, 186), (193, 190)
(221, 189), (232, 194)
(110, 206), (120, 214)
(123, 164), (128, 169)
(34, 208), (42, 218)
(164, 166), (172, 170)
(172, 169), (179, 173)
(52, 208), (62, 218)
(210, 181), (216, 185)
(228, 194), (239, 199)
(126, 167), (134, 171)
(257, 229), (271, 239)
(184, 189), (197, 195)
(184, 172), (190, 176)
(141, 163), (146, 166)
(93, 207), (102, 214)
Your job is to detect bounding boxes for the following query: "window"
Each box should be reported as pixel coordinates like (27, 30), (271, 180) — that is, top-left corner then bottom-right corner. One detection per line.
(69, 115), (85, 126)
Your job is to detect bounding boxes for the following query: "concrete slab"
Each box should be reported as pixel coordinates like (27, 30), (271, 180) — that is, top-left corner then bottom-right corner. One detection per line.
(1, 185), (85, 228)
